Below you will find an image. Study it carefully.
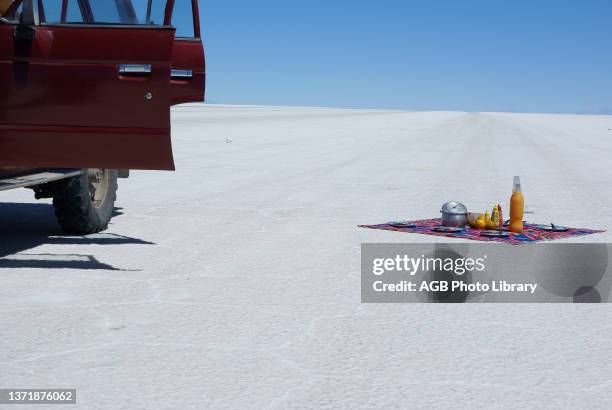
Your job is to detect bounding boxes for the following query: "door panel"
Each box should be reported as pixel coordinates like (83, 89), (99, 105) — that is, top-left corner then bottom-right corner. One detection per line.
(169, 0), (205, 105)
(0, 23), (177, 170)
(170, 38), (204, 105)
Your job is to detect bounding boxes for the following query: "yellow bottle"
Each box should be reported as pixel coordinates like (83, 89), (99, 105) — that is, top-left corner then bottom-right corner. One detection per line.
(489, 207), (499, 230)
(509, 176), (524, 233)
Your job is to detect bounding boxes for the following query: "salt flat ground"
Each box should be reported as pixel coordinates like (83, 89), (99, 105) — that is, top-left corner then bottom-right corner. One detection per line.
(1, 105), (612, 409)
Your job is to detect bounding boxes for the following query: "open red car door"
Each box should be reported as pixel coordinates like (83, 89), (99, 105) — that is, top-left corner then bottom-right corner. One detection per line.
(167, 0), (205, 105)
(0, 0), (204, 171)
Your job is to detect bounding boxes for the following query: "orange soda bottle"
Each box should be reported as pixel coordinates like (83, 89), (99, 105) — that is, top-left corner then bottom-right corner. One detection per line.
(509, 176), (524, 233)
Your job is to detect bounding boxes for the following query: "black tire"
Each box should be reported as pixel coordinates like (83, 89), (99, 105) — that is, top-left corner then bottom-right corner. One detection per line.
(53, 169), (118, 234)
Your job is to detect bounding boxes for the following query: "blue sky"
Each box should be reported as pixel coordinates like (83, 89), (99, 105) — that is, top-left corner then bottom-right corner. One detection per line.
(184, 0), (612, 113)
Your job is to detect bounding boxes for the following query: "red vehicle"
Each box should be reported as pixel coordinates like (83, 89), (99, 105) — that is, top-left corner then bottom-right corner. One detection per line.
(0, 0), (205, 233)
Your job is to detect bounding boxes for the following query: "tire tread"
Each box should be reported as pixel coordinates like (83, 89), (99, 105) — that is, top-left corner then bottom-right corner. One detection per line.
(52, 170), (118, 234)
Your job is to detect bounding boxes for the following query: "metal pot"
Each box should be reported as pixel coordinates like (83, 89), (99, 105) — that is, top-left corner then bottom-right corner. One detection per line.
(440, 201), (468, 227)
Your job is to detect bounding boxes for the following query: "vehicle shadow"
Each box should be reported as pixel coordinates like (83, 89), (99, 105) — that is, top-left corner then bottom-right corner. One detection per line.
(0, 202), (153, 270)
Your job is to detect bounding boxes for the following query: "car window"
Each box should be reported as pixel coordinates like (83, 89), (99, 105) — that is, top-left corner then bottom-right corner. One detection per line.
(4, 0), (174, 26)
(64, 0), (84, 22)
(171, 0), (194, 38)
(90, 0), (139, 24)
(41, 0), (62, 23)
(131, 0), (166, 25)
(39, 0), (168, 25)
(39, 0), (83, 23)
(89, 2), (123, 23)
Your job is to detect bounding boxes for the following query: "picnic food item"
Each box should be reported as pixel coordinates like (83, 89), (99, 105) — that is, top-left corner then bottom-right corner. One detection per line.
(489, 207), (500, 229)
(475, 215), (487, 230)
(484, 211), (495, 230)
(491, 205), (499, 229)
(467, 212), (483, 228)
(509, 176), (524, 233)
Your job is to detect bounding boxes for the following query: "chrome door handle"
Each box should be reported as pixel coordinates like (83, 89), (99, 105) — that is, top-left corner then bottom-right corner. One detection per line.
(119, 64), (152, 75)
(171, 69), (193, 80)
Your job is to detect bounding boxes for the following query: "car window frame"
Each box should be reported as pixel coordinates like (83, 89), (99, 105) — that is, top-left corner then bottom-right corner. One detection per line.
(2, 0), (177, 28)
(167, 0), (200, 41)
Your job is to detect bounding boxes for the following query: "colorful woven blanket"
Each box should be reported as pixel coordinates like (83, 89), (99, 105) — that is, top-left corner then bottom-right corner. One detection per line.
(359, 218), (604, 245)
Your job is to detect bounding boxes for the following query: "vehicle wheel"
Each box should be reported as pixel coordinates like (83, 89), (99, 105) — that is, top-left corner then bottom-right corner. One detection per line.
(53, 169), (118, 234)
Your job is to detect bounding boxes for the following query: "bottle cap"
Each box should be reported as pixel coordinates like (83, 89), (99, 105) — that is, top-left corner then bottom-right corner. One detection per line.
(513, 176), (521, 192)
